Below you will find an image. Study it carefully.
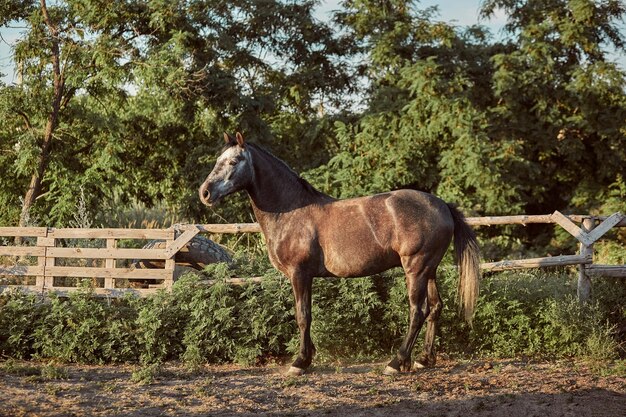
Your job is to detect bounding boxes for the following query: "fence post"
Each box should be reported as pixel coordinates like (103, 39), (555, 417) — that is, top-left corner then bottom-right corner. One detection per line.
(37, 233), (56, 292)
(104, 238), (116, 290)
(163, 234), (176, 290)
(577, 217), (596, 302)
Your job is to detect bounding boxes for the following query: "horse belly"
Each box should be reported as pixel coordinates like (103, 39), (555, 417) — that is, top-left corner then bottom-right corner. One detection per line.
(320, 224), (400, 278)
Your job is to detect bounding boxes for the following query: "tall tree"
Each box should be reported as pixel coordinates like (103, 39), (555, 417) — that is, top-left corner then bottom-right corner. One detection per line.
(0, 0), (134, 226)
(481, 0), (626, 213)
(0, 0), (351, 226)
(308, 1), (523, 213)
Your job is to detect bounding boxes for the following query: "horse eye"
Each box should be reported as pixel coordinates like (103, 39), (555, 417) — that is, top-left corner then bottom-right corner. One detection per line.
(229, 159), (238, 166)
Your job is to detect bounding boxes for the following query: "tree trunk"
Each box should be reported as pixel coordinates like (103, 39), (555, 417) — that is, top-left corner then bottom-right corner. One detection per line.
(18, 0), (64, 228)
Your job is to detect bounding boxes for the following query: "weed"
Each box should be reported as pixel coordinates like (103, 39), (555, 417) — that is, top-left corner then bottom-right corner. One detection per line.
(586, 359), (626, 377)
(281, 375), (308, 388)
(194, 381), (215, 398)
(44, 384), (63, 396)
(0, 359), (40, 376)
(131, 362), (162, 385)
(40, 362), (69, 380)
(0, 251), (623, 367)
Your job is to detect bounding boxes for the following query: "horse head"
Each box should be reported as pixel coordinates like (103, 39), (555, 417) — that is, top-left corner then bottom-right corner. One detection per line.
(199, 132), (253, 207)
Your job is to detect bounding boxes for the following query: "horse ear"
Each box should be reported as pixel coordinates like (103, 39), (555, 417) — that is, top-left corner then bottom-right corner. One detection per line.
(223, 132), (233, 144)
(235, 132), (245, 147)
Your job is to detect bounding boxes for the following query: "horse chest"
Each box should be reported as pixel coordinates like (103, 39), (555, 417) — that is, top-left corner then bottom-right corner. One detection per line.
(263, 225), (321, 276)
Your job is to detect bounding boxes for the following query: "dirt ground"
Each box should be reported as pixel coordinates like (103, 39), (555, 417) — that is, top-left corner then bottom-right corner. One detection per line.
(0, 358), (624, 417)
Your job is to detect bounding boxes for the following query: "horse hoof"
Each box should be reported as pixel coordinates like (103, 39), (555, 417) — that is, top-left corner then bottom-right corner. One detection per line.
(413, 361), (426, 369)
(383, 365), (399, 376)
(286, 366), (306, 376)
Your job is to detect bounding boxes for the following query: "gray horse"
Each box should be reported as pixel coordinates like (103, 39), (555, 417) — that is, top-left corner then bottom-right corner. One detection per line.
(199, 132), (480, 376)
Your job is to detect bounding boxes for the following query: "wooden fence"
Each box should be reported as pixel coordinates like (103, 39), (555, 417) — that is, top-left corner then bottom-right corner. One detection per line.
(0, 211), (624, 300)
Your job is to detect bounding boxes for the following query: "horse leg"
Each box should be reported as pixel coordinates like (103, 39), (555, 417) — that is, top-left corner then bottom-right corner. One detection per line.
(384, 258), (430, 375)
(287, 273), (315, 376)
(415, 278), (442, 369)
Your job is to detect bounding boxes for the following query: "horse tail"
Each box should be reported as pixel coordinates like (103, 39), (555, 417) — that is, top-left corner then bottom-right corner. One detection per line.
(447, 204), (481, 325)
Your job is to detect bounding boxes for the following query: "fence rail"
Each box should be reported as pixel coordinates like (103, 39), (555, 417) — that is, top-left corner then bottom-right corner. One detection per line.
(1, 211), (624, 300)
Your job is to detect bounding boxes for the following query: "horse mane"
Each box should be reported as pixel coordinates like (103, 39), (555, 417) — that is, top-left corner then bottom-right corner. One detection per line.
(246, 142), (333, 202)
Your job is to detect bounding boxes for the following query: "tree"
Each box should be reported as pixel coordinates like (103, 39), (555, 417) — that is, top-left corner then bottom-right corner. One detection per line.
(481, 0), (626, 214)
(0, 0), (135, 226)
(307, 0), (626, 219)
(0, 0), (351, 226)
(306, 1), (523, 214)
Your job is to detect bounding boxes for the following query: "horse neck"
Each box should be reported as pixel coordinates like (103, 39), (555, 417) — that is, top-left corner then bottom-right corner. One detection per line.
(246, 146), (332, 218)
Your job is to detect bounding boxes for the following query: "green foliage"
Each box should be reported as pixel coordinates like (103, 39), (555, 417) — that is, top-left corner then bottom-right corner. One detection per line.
(130, 362), (162, 385)
(311, 277), (387, 361)
(31, 284), (138, 364)
(437, 269), (623, 360)
(0, 358), (68, 381)
(0, 0), (350, 227)
(0, 0), (625, 367)
(1, 257), (623, 365)
(133, 287), (187, 365)
(0, 290), (44, 358)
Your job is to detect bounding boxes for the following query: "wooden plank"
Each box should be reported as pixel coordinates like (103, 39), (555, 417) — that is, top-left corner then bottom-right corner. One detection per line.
(163, 236), (176, 289)
(586, 212), (624, 244)
(481, 253), (592, 272)
(0, 285), (163, 297)
(466, 215), (554, 226)
(199, 277), (265, 286)
(36, 253), (45, 290)
(39, 236), (56, 290)
(0, 246), (46, 257)
(195, 215), (625, 231)
(37, 237), (55, 247)
(0, 227), (48, 237)
(550, 211), (594, 246)
(578, 218), (595, 302)
(46, 266), (172, 279)
(586, 265), (626, 278)
(196, 223), (262, 234)
(46, 287), (165, 297)
(163, 227), (200, 258)
(0, 265), (45, 275)
(48, 228), (174, 239)
(46, 247), (168, 260)
(0, 285), (44, 295)
(36, 233), (49, 289)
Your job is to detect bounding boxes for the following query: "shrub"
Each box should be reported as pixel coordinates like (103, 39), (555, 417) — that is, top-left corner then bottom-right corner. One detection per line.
(0, 255), (622, 365)
(0, 290), (45, 359)
(31, 283), (138, 364)
(311, 277), (386, 361)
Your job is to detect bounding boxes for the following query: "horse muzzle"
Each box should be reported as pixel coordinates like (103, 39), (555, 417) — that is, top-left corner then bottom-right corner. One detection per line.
(199, 182), (220, 207)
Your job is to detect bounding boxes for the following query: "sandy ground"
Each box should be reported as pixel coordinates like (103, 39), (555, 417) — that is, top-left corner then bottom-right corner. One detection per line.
(0, 358), (624, 417)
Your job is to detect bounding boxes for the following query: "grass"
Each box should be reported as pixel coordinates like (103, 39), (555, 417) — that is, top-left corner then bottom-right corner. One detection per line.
(0, 359), (69, 381)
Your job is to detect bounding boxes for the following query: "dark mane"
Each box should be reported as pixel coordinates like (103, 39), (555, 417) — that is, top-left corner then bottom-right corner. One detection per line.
(247, 142), (334, 202)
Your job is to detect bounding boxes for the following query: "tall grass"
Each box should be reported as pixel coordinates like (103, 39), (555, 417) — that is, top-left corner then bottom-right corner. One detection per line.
(0, 251), (623, 366)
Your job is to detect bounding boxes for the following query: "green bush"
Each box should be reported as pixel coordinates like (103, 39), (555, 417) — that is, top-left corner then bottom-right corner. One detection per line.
(32, 283), (138, 364)
(436, 269), (622, 360)
(0, 290), (45, 359)
(0, 256), (623, 365)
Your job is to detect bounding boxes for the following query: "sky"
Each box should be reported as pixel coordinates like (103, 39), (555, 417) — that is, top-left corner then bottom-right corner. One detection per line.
(1, 0), (624, 85)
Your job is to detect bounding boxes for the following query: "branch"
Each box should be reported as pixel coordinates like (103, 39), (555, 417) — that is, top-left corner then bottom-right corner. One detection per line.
(14, 110), (33, 132)
(39, 0), (57, 36)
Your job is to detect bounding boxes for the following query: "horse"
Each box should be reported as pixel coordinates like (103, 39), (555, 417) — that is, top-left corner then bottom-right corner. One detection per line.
(199, 132), (480, 376)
